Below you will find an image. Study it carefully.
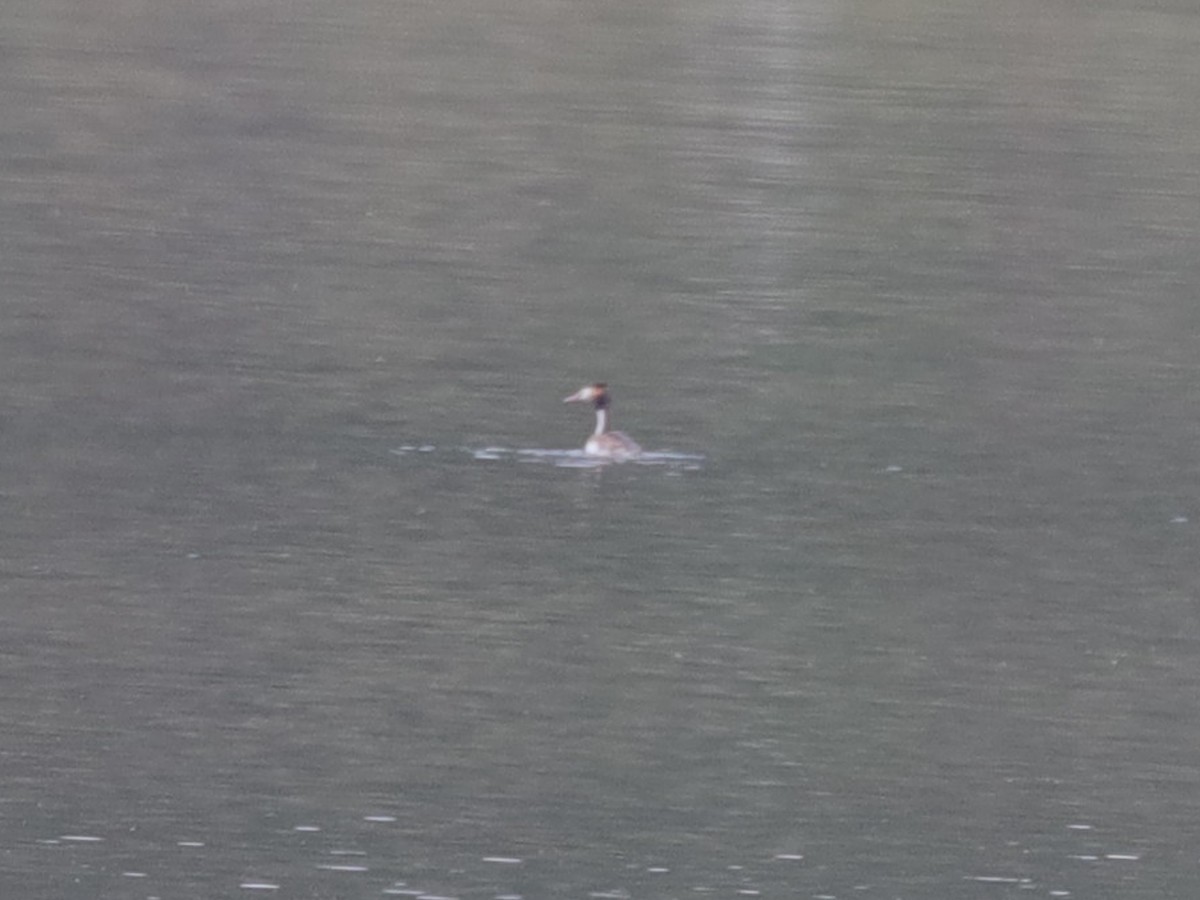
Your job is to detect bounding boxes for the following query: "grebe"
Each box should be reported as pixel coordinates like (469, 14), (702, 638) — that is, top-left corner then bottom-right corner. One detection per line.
(563, 383), (642, 460)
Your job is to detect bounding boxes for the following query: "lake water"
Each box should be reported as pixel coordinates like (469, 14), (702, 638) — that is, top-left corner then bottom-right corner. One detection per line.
(4, 1), (1200, 898)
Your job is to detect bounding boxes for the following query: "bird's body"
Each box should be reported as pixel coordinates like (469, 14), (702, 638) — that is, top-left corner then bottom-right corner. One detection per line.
(563, 383), (642, 460)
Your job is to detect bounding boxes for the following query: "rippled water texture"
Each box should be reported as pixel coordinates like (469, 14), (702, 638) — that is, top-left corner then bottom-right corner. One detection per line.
(4, 0), (1200, 898)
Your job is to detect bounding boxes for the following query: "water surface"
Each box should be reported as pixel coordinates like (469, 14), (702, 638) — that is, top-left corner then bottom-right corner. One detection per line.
(4, 1), (1200, 898)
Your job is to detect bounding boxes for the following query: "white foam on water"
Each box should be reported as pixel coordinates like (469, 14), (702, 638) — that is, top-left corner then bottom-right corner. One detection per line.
(511, 447), (705, 468)
(396, 444), (705, 469)
(239, 883), (280, 891)
(482, 857), (523, 864)
(59, 835), (104, 842)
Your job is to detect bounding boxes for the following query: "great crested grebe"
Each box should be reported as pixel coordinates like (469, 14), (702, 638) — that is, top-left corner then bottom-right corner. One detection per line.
(563, 383), (642, 460)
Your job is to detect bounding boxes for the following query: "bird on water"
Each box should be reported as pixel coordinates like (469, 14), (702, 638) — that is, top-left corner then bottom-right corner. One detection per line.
(562, 383), (642, 460)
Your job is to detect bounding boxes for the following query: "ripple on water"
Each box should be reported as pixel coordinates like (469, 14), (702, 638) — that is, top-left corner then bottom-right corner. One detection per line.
(500, 447), (704, 468)
(393, 445), (703, 469)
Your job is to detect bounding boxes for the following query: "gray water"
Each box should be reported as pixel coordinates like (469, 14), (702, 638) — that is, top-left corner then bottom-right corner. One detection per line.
(5, 1), (1200, 897)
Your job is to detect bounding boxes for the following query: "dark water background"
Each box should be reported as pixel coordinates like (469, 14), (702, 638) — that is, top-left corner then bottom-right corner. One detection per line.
(4, 1), (1200, 897)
